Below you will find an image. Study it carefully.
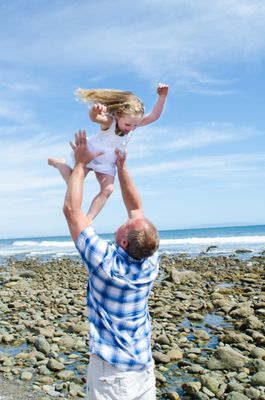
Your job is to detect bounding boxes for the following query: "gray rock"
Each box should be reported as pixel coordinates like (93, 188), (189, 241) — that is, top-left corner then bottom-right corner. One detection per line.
(33, 336), (51, 355)
(226, 392), (249, 400)
(207, 346), (248, 370)
(251, 371), (265, 386)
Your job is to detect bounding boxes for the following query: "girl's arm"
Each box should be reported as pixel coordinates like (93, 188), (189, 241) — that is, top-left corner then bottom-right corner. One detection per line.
(89, 103), (113, 130)
(139, 83), (169, 127)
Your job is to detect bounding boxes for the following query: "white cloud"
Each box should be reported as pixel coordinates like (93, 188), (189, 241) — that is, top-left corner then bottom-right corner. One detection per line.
(1, 1), (265, 91)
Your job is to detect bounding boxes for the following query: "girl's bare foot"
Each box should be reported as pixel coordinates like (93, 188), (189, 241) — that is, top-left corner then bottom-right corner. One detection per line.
(48, 158), (66, 168)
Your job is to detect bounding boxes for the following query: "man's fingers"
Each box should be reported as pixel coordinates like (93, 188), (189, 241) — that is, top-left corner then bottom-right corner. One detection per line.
(69, 141), (76, 150)
(75, 130), (87, 146)
(94, 151), (104, 158)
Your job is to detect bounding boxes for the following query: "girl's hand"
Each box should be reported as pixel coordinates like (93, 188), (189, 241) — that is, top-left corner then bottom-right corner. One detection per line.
(157, 83), (169, 97)
(92, 103), (107, 115)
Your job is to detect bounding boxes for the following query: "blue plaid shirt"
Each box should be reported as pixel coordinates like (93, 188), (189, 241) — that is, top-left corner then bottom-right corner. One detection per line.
(75, 226), (159, 371)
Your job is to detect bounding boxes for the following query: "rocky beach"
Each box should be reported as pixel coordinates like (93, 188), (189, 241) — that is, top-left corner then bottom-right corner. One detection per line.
(0, 254), (265, 399)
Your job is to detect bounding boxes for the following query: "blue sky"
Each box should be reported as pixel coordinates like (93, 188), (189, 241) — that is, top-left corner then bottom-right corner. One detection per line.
(0, 0), (265, 239)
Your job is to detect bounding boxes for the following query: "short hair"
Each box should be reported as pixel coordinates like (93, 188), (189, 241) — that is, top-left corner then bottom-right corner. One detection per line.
(126, 219), (159, 260)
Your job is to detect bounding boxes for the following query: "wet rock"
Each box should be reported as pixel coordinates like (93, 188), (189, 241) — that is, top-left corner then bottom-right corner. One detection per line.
(207, 346), (248, 370)
(251, 371), (265, 386)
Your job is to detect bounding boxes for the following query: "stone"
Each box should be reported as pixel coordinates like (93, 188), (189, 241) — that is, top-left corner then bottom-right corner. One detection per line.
(251, 371), (265, 386)
(47, 358), (65, 372)
(33, 336), (51, 355)
(153, 351), (171, 364)
(207, 346), (248, 370)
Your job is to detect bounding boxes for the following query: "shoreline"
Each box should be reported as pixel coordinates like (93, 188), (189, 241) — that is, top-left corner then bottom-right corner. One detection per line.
(0, 255), (265, 399)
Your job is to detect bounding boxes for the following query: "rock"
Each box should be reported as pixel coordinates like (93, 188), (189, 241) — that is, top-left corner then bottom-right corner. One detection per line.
(200, 375), (220, 395)
(153, 351), (171, 364)
(207, 346), (248, 370)
(245, 387), (261, 399)
(226, 392), (249, 400)
(155, 370), (167, 383)
(242, 316), (264, 330)
(251, 371), (265, 386)
(167, 348), (183, 361)
(182, 381), (201, 395)
(21, 371), (33, 381)
(47, 358), (65, 372)
(193, 329), (210, 341)
(33, 336), (51, 355)
(230, 307), (254, 318)
(156, 333), (171, 345)
(169, 269), (198, 284)
(164, 392), (180, 400)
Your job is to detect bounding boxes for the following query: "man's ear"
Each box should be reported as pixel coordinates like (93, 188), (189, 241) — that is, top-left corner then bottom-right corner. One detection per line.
(121, 238), (128, 249)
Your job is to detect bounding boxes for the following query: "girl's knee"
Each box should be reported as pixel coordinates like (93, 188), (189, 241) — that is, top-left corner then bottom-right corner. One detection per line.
(101, 184), (114, 198)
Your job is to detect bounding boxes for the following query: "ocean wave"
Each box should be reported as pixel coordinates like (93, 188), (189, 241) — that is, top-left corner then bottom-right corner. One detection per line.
(159, 235), (265, 245)
(13, 240), (74, 248)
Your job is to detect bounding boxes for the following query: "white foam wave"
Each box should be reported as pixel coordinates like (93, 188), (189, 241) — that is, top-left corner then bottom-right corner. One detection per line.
(160, 235), (265, 245)
(13, 240), (74, 248)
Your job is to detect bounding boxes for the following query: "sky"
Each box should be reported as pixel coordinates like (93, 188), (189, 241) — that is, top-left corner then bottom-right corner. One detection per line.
(0, 0), (265, 239)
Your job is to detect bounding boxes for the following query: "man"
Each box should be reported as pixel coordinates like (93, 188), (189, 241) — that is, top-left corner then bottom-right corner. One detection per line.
(63, 130), (160, 400)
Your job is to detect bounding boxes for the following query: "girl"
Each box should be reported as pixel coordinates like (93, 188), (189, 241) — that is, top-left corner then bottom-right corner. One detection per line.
(48, 83), (169, 220)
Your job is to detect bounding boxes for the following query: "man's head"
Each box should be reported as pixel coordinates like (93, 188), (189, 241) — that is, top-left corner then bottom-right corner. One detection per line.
(115, 218), (159, 260)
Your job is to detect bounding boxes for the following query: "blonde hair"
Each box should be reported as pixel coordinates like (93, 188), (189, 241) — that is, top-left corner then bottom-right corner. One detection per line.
(75, 88), (145, 117)
(126, 219), (159, 260)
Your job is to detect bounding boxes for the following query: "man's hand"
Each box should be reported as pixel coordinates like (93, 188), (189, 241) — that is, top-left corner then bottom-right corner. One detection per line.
(70, 130), (103, 165)
(115, 148), (127, 170)
(157, 83), (169, 97)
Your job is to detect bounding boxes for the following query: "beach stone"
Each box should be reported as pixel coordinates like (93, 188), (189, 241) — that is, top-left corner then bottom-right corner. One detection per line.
(42, 385), (61, 397)
(167, 348), (183, 361)
(200, 375), (220, 395)
(230, 306), (254, 318)
(169, 269), (198, 284)
(37, 328), (55, 338)
(243, 316), (264, 330)
(156, 333), (171, 345)
(254, 357), (265, 369)
(56, 335), (75, 349)
(21, 371), (33, 381)
(189, 313), (204, 321)
(227, 382), (245, 393)
(193, 329), (210, 341)
(182, 381), (201, 395)
(245, 387), (261, 399)
(2, 334), (15, 343)
(33, 336), (51, 355)
(47, 358), (65, 372)
(226, 392), (249, 400)
(153, 351), (171, 364)
(251, 371), (265, 386)
(155, 370), (167, 383)
(56, 370), (75, 380)
(222, 331), (251, 344)
(207, 346), (248, 370)
(165, 391), (180, 400)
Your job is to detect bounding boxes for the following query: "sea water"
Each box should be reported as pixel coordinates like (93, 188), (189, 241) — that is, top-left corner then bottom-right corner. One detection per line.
(0, 224), (265, 262)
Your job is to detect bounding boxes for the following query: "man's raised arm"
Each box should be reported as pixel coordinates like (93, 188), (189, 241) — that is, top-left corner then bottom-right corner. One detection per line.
(116, 150), (144, 219)
(63, 131), (102, 242)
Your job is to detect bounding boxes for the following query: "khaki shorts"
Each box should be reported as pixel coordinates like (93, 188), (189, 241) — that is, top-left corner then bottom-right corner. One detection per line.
(87, 355), (156, 400)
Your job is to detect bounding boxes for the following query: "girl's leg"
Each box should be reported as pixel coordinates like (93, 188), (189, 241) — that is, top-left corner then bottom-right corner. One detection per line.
(87, 172), (114, 220)
(48, 158), (73, 183)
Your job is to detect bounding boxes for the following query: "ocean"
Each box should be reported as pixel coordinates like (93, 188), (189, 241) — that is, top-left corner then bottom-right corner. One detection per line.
(0, 224), (265, 263)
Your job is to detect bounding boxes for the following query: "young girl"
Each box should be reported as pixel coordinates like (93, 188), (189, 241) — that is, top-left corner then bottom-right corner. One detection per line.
(48, 83), (169, 220)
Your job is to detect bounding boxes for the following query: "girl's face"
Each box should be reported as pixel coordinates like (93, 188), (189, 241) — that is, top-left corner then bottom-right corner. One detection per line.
(117, 114), (143, 134)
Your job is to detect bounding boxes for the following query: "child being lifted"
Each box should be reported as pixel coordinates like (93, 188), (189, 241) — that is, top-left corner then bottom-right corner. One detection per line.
(48, 83), (169, 220)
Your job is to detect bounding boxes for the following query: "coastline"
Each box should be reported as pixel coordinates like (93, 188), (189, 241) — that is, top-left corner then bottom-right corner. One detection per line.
(0, 254), (265, 399)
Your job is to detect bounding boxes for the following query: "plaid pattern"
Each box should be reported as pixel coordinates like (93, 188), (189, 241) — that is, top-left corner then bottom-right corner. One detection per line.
(76, 226), (159, 371)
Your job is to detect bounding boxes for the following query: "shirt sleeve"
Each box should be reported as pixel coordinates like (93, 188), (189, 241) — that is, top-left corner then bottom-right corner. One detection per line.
(75, 226), (111, 272)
